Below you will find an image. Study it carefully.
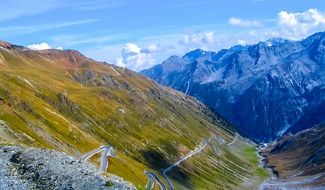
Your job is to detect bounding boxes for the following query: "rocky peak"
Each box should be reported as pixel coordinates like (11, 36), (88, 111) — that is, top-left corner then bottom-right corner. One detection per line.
(302, 31), (325, 47)
(0, 41), (12, 49)
(183, 48), (211, 60)
(264, 37), (291, 47)
(142, 32), (325, 141)
(27, 48), (97, 68)
(0, 40), (25, 50)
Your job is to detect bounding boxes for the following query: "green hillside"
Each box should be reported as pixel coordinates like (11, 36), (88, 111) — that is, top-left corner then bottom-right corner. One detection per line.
(0, 41), (267, 189)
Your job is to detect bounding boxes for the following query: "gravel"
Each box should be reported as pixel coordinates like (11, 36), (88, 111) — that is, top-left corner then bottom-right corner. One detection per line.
(0, 146), (135, 190)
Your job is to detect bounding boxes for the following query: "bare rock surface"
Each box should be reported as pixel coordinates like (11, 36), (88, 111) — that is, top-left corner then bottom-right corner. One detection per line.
(0, 146), (135, 190)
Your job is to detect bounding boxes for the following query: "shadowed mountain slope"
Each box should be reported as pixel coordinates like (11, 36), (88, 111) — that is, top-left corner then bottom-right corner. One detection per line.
(260, 124), (325, 189)
(142, 32), (325, 142)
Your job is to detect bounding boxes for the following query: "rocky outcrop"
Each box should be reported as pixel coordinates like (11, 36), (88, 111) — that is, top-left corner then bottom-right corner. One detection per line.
(0, 146), (135, 190)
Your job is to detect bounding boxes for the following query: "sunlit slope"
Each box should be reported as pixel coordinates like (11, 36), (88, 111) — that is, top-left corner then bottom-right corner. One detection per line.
(161, 136), (269, 190)
(0, 42), (266, 189)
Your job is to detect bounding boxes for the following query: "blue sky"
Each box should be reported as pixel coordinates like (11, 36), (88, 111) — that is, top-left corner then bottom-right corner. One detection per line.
(0, 0), (325, 71)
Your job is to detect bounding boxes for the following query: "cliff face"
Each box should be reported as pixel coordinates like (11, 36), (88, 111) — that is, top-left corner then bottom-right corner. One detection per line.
(142, 32), (325, 142)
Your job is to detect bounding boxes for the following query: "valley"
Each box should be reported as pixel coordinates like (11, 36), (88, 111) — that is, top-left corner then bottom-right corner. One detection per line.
(141, 31), (325, 189)
(0, 2), (324, 190)
(0, 41), (268, 189)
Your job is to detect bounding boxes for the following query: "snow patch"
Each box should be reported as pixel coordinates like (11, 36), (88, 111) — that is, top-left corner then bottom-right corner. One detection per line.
(306, 80), (319, 91)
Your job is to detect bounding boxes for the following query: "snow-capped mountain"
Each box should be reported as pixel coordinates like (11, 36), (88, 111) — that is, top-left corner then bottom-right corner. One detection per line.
(141, 32), (325, 142)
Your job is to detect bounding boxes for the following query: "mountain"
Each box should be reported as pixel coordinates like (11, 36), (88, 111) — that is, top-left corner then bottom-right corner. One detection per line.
(141, 32), (325, 142)
(260, 124), (325, 189)
(0, 41), (268, 189)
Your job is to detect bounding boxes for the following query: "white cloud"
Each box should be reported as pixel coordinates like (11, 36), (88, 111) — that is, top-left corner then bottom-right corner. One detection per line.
(227, 9), (325, 41)
(116, 43), (156, 71)
(229, 17), (262, 28)
(202, 31), (214, 44)
(27, 42), (63, 50)
(81, 9), (325, 72)
(180, 31), (215, 46)
(237, 40), (247, 45)
(142, 44), (160, 53)
(277, 9), (325, 39)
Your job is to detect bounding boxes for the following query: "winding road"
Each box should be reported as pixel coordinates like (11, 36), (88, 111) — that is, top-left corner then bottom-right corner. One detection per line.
(80, 145), (115, 174)
(144, 171), (167, 190)
(161, 140), (208, 190)
(227, 133), (238, 146)
(82, 139), (216, 189)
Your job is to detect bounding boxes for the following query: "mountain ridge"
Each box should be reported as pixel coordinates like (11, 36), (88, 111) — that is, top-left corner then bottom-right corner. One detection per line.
(141, 31), (325, 142)
(0, 40), (267, 189)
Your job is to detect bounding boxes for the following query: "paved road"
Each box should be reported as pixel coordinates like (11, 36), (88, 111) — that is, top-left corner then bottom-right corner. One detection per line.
(81, 145), (115, 174)
(161, 140), (208, 190)
(144, 171), (167, 190)
(207, 136), (223, 155)
(163, 140), (207, 173)
(227, 133), (238, 146)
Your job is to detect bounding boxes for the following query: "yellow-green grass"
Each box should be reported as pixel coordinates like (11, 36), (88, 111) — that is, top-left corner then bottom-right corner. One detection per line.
(242, 147), (269, 178)
(0, 46), (263, 189)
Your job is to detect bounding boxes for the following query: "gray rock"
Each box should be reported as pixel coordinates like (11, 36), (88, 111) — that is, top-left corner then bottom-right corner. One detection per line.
(0, 146), (135, 190)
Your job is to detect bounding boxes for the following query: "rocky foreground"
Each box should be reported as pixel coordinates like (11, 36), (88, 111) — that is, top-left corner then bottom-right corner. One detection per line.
(0, 146), (135, 190)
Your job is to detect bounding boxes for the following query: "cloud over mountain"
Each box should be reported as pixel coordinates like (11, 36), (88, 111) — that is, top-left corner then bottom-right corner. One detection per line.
(228, 17), (262, 28)
(27, 42), (63, 50)
(115, 43), (156, 71)
(278, 8), (325, 39)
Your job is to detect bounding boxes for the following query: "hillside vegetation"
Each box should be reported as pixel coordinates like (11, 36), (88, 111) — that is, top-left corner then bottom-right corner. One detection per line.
(0, 41), (267, 189)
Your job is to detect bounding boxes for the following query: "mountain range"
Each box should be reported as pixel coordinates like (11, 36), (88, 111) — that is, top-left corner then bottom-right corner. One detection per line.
(141, 32), (325, 142)
(0, 40), (268, 189)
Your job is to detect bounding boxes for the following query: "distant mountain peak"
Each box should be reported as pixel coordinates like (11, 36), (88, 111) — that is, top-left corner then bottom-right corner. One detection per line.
(264, 37), (291, 47)
(302, 31), (325, 47)
(306, 31), (325, 39)
(0, 40), (12, 48)
(0, 40), (25, 50)
(142, 31), (325, 142)
(183, 48), (210, 60)
(36, 49), (95, 67)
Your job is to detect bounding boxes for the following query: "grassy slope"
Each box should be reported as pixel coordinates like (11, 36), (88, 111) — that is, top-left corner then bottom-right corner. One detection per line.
(0, 44), (267, 189)
(168, 136), (269, 190)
